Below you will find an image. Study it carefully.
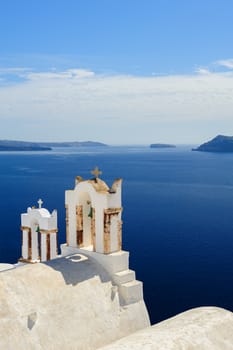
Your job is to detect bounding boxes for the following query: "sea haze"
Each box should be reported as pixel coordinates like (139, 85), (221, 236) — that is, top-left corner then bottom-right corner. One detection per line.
(0, 146), (232, 324)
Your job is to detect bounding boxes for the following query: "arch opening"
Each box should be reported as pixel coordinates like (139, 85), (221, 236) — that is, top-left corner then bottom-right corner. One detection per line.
(30, 220), (40, 261)
(76, 192), (96, 251)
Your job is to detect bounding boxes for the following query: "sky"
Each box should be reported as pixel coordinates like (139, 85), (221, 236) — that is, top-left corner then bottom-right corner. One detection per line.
(0, 0), (233, 144)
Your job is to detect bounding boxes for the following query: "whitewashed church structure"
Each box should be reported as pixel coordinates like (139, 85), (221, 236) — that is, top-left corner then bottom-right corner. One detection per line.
(20, 199), (58, 263)
(19, 167), (144, 305)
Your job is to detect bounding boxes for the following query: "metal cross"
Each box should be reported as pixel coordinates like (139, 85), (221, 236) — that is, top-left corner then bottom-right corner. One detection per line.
(91, 166), (102, 179)
(38, 198), (43, 209)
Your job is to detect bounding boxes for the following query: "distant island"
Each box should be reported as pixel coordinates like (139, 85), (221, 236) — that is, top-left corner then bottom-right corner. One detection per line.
(0, 145), (51, 151)
(38, 141), (108, 147)
(0, 140), (107, 151)
(193, 135), (233, 153)
(150, 143), (176, 149)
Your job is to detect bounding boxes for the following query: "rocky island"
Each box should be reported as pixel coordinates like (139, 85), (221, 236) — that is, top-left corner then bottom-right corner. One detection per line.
(0, 140), (107, 151)
(0, 140), (51, 151)
(150, 143), (176, 148)
(38, 141), (108, 147)
(193, 135), (233, 152)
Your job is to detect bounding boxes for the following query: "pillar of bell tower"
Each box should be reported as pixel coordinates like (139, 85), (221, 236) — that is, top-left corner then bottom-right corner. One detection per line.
(40, 230), (58, 261)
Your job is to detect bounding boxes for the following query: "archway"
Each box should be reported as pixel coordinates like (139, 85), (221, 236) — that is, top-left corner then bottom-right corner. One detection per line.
(65, 174), (123, 254)
(76, 192), (96, 251)
(30, 220), (40, 261)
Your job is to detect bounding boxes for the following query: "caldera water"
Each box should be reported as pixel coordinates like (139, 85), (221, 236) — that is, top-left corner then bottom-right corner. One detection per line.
(0, 145), (232, 324)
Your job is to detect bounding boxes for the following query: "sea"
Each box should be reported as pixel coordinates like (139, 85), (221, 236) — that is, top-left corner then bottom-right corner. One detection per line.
(0, 145), (232, 325)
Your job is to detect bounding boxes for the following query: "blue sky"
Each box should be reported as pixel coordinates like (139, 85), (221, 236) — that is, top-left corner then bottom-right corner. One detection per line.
(0, 0), (233, 144)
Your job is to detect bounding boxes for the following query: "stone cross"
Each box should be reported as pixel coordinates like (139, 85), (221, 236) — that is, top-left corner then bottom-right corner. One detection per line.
(38, 199), (43, 209)
(91, 166), (102, 179)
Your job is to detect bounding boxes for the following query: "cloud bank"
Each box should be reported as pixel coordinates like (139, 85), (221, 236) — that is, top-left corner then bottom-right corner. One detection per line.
(0, 63), (233, 143)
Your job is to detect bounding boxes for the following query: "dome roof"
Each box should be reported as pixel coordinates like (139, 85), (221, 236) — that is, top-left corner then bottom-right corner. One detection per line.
(36, 208), (51, 217)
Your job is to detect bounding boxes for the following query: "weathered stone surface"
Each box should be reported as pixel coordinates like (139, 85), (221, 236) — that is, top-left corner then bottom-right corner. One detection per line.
(100, 307), (233, 350)
(0, 253), (149, 350)
(0, 256), (232, 350)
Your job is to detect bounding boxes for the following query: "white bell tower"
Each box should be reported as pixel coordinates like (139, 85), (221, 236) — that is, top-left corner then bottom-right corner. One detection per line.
(65, 167), (122, 254)
(62, 168), (144, 306)
(20, 199), (58, 263)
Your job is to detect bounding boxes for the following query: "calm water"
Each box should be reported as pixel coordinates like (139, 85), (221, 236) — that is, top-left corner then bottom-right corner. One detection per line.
(0, 146), (232, 324)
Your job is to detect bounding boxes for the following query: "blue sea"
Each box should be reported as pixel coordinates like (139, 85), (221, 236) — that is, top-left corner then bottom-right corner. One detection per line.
(0, 146), (232, 324)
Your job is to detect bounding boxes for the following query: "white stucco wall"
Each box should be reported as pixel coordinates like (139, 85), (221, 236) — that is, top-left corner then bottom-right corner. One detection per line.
(100, 307), (233, 350)
(0, 253), (149, 350)
(0, 258), (231, 350)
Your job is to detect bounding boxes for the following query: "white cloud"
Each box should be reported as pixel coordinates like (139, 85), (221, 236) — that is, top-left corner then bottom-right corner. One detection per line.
(215, 59), (233, 69)
(24, 69), (95, 81)
(0, 67), (233, 143)
(195, 67), (211, 75)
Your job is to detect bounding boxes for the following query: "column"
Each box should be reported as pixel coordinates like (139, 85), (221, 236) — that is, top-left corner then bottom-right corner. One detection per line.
(110, 215), (119, 252)
(65, 204), (69, 245)
(76, 205), (83, 247)
(46, 234), (50, 260)
(40, 230), (58, 261)
(21, 226), (29, 260)
(103, 212), (111, 254)
(91, 208), (96, 251)
(31, 228), (39, 261)
(50, 232), (57, 259)
(117, 219), (122, 251)
(103, 208), (122, 254)
(40, 233), (47, 261)
(28, 229), (32, 260)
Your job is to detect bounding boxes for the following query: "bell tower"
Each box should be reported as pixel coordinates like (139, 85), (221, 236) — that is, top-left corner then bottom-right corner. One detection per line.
(65, 167), (122, 254)
(62, 168), (144, 306)
(20, 199), (58, 263)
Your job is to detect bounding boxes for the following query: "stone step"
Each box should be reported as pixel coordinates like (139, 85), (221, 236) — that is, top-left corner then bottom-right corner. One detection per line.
(113, 269), (135, 285)
(118, 280), (143, 305)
